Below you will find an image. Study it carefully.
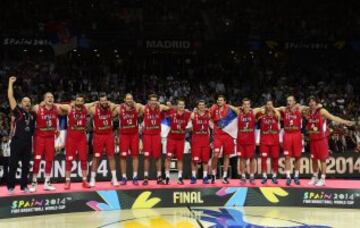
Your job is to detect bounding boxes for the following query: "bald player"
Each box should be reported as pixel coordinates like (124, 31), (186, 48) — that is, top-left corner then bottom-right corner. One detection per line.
(276, 95), (315, 185)
(113, 93), (143, 185)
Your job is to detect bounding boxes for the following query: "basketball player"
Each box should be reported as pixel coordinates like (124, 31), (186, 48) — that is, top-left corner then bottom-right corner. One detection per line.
(306, 96), (354, 186)
(30, 92), (63, 192)
(54, 95), (96, 190)
(137, 94), (170, 185)
(113, 93), (142, 185)
(209, 95), (235, 184)
(89, 93), (118, 187)
(275, 96), (309, 185)
(258, 100), (281, 184)
(228, 98), (264, 184)
(190, 100), (212, 184)
(165, 98), (191, 185)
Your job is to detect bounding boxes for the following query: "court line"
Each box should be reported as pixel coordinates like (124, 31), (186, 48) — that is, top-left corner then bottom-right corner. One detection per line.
(187, 206), (204, 228)
(96, 212), (196, 228)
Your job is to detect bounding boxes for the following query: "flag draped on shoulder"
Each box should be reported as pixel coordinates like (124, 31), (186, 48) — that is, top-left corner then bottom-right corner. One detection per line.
(218, 108), (238, 139)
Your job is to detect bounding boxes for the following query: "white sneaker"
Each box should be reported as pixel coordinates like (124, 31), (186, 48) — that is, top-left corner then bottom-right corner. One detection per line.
(44, 181), (56, 191)
(308, 177), (318, 185)
(111, 178), (119, 186)
(89, 178), (96, 187)
(21, 187), (30, 193)
(29, 181), (37, 193)
(315, 178), (326, 187)
(8, 188), (15, 195)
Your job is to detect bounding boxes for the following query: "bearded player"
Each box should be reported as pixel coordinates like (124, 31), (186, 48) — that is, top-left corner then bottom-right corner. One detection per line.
(89, 93), (118, 187)
(306, 96), (354, 186)
(165, 98), (191, 185)
(229, 98), (263, 184)
(29, 92), (63, 192)
(54, 95), (96, 190)
(190, 100), (212, 184)
(258, 100), (281, 184)
(209, 95), (234, 184)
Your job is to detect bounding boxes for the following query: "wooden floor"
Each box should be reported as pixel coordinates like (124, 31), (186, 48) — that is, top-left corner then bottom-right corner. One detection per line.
(0, 206), (359, 227)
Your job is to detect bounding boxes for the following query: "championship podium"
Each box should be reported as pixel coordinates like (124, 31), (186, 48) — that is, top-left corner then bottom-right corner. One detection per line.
(1, 179), (360, 219)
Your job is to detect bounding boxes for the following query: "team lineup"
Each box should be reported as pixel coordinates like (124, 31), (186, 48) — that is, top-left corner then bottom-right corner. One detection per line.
(6, 76), (355, 194)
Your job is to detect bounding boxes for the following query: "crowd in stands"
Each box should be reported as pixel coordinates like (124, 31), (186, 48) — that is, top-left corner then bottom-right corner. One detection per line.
(0, 48), (359, 154)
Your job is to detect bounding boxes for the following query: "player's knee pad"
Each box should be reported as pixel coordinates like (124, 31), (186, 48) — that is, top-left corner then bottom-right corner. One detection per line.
(120, 151), (127, 158)
(94, 153), (101, 158)
(192, 156), (200, 163)
(143, 151), (150, 158)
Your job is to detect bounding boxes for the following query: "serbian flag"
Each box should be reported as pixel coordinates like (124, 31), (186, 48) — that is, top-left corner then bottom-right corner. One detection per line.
(160, 117), (171, 138)
(46, 22), (77, 56)
(217, 108), (238, 139)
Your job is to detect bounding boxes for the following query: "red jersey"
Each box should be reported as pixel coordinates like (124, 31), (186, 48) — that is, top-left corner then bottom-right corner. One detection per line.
(210, 104), (229, 135)
(192, 111), (210, 137)
(237, 110), (256, 145)
(143, 104), (162, 135)
(67, 106), (88, 136)
(119, 104), (138, 134)
(259, 113), (279, 145)
(168, 109), (191, 140)
(93, 105), (113, 134)
(35, 106), (58, 137)
(282, 107), (302, 133)
(306, 108), (327, 140)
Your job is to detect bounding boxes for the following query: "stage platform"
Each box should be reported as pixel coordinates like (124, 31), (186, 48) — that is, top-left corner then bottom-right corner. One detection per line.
(1, 179), (360, 219)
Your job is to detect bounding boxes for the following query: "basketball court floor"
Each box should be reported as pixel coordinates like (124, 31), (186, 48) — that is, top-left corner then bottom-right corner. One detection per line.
(0, 206), (359, 227)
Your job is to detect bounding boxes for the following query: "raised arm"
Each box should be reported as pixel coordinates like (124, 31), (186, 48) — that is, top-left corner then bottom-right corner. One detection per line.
(7, 76), (17, 110)
(32, 104), (39, 113)
(320, 109), (355, 127)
